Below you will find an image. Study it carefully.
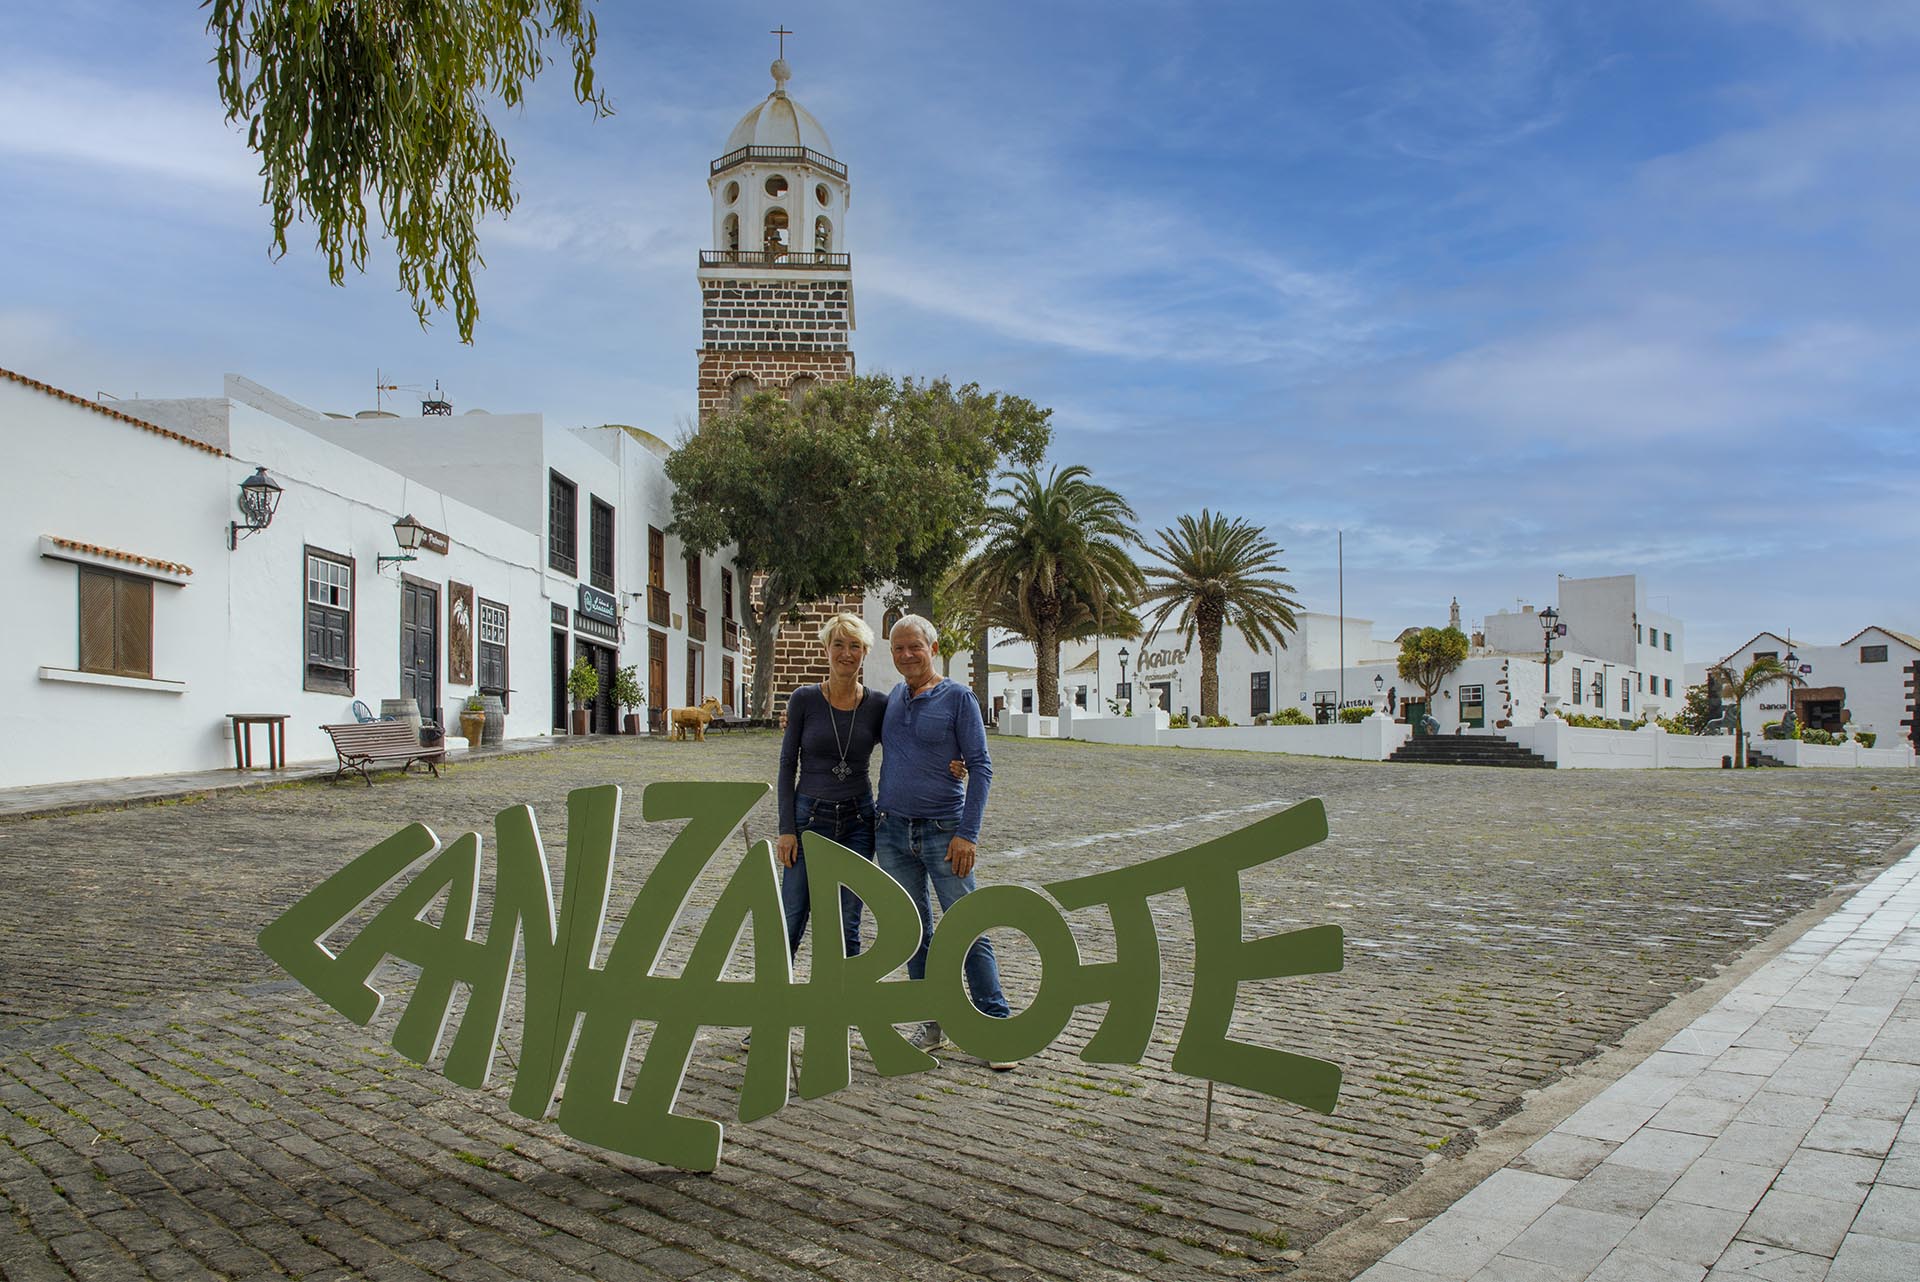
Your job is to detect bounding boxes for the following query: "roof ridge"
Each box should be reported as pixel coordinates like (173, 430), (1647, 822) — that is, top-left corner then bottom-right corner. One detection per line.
(0, 366), (227, 458)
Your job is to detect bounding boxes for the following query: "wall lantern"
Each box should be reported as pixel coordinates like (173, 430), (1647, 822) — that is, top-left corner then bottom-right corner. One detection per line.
(379, 514), (427, 571)
(228, 466), (283, 549)
(1590, 672), (1605, 700)
(1374, 673), (1385, 694)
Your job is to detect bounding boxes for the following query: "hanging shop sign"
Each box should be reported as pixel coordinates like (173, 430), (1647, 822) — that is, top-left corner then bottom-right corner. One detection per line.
(259, 784), (1346, 1172)
(577, 583), (618, 625)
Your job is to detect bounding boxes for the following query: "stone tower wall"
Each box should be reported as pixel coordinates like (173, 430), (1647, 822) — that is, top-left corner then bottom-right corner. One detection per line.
(750, 585), (872, 719)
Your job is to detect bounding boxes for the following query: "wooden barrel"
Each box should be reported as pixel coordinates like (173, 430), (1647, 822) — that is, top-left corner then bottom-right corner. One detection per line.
(378, 697), (422, 741)
(478, 694), (506, 747)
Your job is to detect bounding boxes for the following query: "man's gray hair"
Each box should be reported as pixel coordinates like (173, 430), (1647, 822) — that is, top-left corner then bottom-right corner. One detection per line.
(889, 612), (939, 649)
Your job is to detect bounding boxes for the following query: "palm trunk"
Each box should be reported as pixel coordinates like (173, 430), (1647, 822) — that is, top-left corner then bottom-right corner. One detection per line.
(1199, 630), (1222, 720)
(1036, 619), (1060, 716)
(970, 624), (990, 714)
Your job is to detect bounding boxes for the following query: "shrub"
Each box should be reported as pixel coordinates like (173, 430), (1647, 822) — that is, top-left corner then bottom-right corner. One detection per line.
(1800, 727), (1840, 746)
(1857, 731), (1878, 748)
(1338, 706), (1372, 724)
(566, 657), (600, 706)
(1169, 712), (1190, 729)
(1202, 714), (1231, 728)
(611, 665), (643, 712)
(1272, 706), (1312, 726)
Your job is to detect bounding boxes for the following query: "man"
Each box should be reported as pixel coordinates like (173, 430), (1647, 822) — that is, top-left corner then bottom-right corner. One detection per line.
(875, 614), (1015, 1068)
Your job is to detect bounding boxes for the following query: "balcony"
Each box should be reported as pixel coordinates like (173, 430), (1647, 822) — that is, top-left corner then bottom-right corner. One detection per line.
(688, 606), (707, 643)
(723, 617), (740, 652)
(700, 250), (850, 271)
(648, 586), (670, 629)
(711, 145), (846, 180)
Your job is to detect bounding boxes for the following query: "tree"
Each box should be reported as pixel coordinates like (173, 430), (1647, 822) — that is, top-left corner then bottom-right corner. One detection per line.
(206, 0), (610, 341)
(954, 465), (1143, 716)
(1397, 627), (1470, 712)
(1661, 681), (1713, 735)
(1713, 656), (1791, 768)
(665, 390), (890, 717)
(1138, 511), (1301, 720)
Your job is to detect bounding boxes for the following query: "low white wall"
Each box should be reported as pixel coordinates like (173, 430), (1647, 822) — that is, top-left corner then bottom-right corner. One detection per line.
(1159, 716), (1410, 761)
(1764, 740), (1916, 768)
(1502, 722), (1737, 768)
(1058, 705), (1167, 746)
(999, 711), (1061, 738)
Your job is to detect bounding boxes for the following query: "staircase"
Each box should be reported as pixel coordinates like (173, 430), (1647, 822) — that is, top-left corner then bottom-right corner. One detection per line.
(1746, 746), (1788, 768)
(1388, 734), (1553, 768)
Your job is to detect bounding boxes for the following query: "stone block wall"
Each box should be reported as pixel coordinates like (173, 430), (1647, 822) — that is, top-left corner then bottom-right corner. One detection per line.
(696, 348), (853, 421)
(700, 276), (851, 351)
(751, 583), (869, 717)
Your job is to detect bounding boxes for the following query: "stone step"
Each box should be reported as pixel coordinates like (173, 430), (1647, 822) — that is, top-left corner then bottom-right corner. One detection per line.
(1388, 736), (1553, 768)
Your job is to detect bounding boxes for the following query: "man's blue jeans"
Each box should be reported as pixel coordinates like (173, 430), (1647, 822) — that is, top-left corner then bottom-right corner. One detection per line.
(781, 794), (875, 960)
(875, 812), (1010, 1018)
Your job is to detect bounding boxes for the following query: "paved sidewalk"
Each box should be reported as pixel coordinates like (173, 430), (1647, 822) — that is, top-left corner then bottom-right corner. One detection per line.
(1356, 844), (1920, 1282)
(0, 733), (582, 820)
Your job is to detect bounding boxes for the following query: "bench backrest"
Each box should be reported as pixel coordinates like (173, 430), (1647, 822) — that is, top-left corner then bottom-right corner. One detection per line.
(321, 721), (423, 757)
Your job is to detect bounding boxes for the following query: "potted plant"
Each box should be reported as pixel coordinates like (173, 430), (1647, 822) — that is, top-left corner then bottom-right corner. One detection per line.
(613, 665), (644, 735)
(459, 694), (487, 745)
(567, 657), (599, 736)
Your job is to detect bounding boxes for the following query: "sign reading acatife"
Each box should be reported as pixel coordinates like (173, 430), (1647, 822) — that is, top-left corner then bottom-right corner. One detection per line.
(259, 783), (1345, 1171)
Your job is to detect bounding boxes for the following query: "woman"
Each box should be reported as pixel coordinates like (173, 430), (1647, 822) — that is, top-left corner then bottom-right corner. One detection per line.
(776, 611), (959, 962)
(777, 612), (888, 962)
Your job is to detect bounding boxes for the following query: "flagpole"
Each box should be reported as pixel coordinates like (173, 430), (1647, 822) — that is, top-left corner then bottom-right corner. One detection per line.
(1338, 530), (1345, 712)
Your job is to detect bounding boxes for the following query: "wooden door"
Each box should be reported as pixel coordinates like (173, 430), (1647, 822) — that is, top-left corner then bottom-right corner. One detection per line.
(400, 580), (440, 728)
(648, 630), (669, 728)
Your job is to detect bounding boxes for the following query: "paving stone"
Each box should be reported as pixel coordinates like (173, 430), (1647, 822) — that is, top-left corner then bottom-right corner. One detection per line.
(1772, 1150), (1883, 1203)
(1740, 1189), (1863, 1257)
(1607, 1127), (1714, 1177)
(1655, 1093), (1748, 1137)
(1666, 1158), (1779, 1214)
(1704, 1241), (1831, 1279)
(1558, 1163), (1681, 1218)
(1707, 1123), (1815, 1170)
(1848, 1185), (1920, 1243)
(1824, 1233), (1920, 1282)
(1499, 1204), (1635, 1275)
(1614, 1201), (1747, 1270)
(1512, 1131), (1617, 1180)
(1586, 1245), (1710, 1281)
(1804, 1115), (1900, 1159)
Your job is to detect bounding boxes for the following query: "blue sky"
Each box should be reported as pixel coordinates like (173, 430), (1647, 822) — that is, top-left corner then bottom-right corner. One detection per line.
(4, 1), (1916, 662)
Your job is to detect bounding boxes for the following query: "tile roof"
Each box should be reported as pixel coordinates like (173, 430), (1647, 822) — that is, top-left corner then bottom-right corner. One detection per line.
(0, 366), (226, 457)
(46, 537), (193, 578)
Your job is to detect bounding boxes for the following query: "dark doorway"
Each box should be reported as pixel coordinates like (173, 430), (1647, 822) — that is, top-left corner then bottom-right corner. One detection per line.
(1404, 698), (1431, 734)
(576, 640), (617, 734)
(1150, 681), (1173, 716)
(400, 579), (440, 731)
(551, 629), (568, 731)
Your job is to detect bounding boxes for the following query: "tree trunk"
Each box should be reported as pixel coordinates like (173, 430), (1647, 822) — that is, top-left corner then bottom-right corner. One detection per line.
(969, 624), (990, 717)
(745, 587), (790, 719)
(1199, 617), (1223, 720)
(906, 581), (936, 625)
(1035, 619), (1060, 716)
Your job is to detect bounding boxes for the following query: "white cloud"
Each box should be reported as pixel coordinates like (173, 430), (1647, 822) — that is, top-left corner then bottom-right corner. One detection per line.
(0, 66), (256, 190)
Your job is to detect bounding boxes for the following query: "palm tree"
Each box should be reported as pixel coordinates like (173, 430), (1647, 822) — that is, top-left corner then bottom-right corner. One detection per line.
(955, 465), (1143, 716)
(1138, 511), (1301, 720)
(1715, 655), (1792, 768)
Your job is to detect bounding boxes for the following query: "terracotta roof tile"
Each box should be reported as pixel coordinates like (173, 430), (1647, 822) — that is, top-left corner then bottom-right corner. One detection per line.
(46, 537), (193, 578)
(0, 366), (226, 457)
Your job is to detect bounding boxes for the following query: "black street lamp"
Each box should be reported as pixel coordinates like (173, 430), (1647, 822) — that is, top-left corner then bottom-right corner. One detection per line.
(1782, 648), (1800, 735)
(228, 466), (283, 549)
(380, 514), (428, 571)
(1539, 605), (1560, 693)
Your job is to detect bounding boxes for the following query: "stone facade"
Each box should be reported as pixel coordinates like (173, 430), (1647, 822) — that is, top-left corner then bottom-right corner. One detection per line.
(751, 586), (870, 716)
(700, 276), (852, 351)
(695, 347), (854, 421)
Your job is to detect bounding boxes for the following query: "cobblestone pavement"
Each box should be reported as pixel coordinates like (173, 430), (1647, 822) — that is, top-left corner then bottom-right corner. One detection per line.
(2, 736), (1918, 1281)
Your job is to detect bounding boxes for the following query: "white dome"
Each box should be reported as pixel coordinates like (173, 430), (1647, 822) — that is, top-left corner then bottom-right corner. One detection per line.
(723, 63), (835, 156)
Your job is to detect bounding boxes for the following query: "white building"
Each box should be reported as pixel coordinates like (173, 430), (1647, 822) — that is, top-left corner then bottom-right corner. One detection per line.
(1483, 574), (1686, 722)
(3, 365), (751, 788)
(1700, 629), (1920, 749)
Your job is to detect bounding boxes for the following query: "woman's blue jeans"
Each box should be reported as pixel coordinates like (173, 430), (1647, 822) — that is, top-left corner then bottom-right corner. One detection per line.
(780, 793), (875, 959)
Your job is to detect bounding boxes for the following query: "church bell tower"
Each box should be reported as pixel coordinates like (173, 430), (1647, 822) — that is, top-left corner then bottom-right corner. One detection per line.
(698, 52), (855, 421)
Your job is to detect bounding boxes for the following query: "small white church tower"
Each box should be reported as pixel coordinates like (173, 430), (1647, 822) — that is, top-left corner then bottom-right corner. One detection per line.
(697, 47), (855, 421)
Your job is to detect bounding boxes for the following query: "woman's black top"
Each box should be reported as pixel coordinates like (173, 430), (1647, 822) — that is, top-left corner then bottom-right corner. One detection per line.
(777, 683), (887, 834)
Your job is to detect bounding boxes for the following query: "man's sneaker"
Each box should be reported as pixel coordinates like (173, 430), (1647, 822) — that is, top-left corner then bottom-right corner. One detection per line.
(739, 1031), (752, 1050)
(988, 1059), (1021, 1072)
(908, 1021), (945, 1051)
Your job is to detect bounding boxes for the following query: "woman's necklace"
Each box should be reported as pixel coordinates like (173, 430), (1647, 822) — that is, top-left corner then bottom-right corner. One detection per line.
(823, 682), (860, 781)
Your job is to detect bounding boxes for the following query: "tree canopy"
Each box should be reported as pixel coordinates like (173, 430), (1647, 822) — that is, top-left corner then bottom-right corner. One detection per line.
(206, 0), (611, 341)
(1138, 510), (1300, 719)
(1397, 626), (1470, 704)
(665, 374), (1052, 714)
(954, 465), (1142, 716)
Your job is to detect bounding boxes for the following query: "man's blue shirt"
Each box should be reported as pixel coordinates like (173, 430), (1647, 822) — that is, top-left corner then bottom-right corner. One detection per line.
(877, 679), (993, 840)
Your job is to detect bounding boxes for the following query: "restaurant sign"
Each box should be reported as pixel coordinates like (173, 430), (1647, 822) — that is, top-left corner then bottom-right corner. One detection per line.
(577, 583), (618, 625)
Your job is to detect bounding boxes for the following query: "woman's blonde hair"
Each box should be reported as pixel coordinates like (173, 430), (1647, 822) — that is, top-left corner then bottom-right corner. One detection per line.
(818, 611), (874, 650)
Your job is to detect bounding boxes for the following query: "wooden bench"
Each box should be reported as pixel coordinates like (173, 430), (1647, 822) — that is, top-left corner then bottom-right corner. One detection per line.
(319, 721), (446, 786)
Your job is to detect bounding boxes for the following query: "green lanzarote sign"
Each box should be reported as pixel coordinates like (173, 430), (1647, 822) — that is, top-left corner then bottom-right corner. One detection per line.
(260, 783), (1343, 1171)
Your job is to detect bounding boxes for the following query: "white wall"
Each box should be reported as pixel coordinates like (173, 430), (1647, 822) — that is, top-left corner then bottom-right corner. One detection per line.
(1, 379), (549, 787)
(1161, 716), (1410, 761)
(1501, 722), (1738, 769)
(1718, 630), (1918, 751)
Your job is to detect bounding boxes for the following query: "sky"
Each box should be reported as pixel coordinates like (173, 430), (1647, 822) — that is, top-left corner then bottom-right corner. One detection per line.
(3, 0), (1917, 663)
